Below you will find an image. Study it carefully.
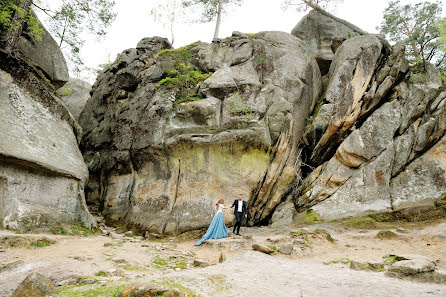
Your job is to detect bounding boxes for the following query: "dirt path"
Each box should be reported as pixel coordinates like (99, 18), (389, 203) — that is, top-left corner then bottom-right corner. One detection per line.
(1, 220), (445, 296)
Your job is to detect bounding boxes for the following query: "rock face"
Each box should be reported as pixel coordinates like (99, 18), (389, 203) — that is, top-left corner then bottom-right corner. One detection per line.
(285, 12), (445, 223)
(57, 78), (92, 121)
(16, 14), (69, 87)
(291, 9), (364, 75)
(11, 272), (59, 297)
(80, 33), (321, 234)
(0, 53), (95, 230)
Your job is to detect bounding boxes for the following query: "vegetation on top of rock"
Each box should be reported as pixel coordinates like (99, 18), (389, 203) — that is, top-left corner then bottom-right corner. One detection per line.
(379, 0), (446, 75)
(156, 41), (212, 104)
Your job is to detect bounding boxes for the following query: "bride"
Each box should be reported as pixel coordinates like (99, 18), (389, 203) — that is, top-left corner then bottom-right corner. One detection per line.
(194, 199), (230, 246)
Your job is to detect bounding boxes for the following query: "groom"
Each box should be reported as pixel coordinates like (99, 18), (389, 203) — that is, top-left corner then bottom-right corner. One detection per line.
(231, 194), (247, 236)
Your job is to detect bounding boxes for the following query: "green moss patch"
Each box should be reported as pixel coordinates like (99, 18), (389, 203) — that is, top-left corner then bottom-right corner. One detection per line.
(343, 217), (378, 229)
(303, 209), (320, 224)
(376, 230), (398, 240)
(156, 41), (212, 105)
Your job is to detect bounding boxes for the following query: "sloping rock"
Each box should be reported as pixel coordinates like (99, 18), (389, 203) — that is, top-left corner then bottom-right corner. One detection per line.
(57, 78), (91, 122)
(16, 13), (69, 87)
(391, 134), (446, 210)
(0, 55), (95, 230)
(291, 9), (364, 75)
(11, 272), (59, 297)
(294, 101), (400, 220)
(80, 33), (321, 234)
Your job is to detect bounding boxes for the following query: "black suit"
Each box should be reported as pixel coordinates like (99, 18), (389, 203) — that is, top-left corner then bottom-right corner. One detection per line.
(231, 199), (247, 235)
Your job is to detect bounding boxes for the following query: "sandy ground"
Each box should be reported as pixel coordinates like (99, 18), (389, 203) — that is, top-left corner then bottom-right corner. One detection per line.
(1, 220), (446, 297)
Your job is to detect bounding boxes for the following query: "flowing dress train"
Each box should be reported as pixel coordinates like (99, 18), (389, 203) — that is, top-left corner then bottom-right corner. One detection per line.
(194, 204), (228, 246)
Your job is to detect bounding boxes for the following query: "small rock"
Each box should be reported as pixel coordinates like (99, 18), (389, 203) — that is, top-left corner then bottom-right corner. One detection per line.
(376, 230), (398, 239)
(78, 278), (96, 284)
(396, 228), (409, 234)
(0, 260), (24, 273)
(93, 216), (104, 223)
(109, 232), (123, 240)
(115, 268), (126, 277)
(104, 242), (113, 247)
(113, 258), (127, 264)
(388, 259), (436, 275)
(193, 259), (209, 268)
(350, 261), (385, 272)
(252, 243), (274, 254)
(278, 244), (293, 256)
(11, 272), (59, 297)
(219, 252), (227, 263)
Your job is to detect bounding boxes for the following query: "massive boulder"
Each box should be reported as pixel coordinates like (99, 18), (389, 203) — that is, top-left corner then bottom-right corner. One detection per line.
(286, 31), (445, 222)
(0, 52), (95, 230)
(80, 33), (322, 234)
(291, 9), (365, 75)
(57, 78), (92, 122)
(16, 13), (69, 87)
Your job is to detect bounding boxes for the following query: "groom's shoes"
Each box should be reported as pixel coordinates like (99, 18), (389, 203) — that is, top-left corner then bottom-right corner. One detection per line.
(236, 233), (241, 236)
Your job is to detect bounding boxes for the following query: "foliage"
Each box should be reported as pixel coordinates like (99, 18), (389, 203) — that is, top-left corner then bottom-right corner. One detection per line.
(44, 0), (116, 76)
(0, 0), (42, 41)
(50, 225), (68, 235)
(281, 0), (344, 12)
(70, 224), (95, 236)
(156, 41), (212, 104)
(379, 0), (446, 74)
(303, 209), (320, 224)
(149, 0), (186, 46)
(182, 0), (242, 39)
(227, 93), (254, 117)
(29, 238), (55, 248)
(1, 0), (116, 78)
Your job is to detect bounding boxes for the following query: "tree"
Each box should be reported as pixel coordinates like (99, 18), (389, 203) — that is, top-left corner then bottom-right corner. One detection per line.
(182, 0), (242, 40)
(281, 0), (344, 12)
(379, 0), (445, 71)
(150, 0), (186, 46)
(0, 0), (116, 76)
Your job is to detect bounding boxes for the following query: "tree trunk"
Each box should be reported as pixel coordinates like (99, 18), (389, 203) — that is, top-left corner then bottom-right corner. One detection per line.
(213, 0), (222, 40)
(3, 0), (33, 54)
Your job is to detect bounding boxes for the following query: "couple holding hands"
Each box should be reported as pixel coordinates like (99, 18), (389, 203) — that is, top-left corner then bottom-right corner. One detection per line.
(194, 194), (247, 246)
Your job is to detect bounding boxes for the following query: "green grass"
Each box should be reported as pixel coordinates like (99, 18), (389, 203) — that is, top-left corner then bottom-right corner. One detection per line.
(304, 210), (321, 224)
(94, 271), (108, 277)
(383, 255), (398, 264)
(50, 225), (68, 235)
(152, 279), (200, 297)
(155, 41), (212, 105)
(58, 283), (125, 297)
(29, 238), (55, 248)
(70, 224), (95, 236)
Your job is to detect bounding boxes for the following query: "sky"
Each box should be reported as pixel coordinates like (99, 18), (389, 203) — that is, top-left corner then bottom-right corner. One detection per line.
(36, 0), (446, 83)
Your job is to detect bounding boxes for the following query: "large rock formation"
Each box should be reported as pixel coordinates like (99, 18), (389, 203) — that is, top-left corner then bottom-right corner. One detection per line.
(80, 33), (322, 234)
(284, 12), (445, 222)
(57, 78), (92, 122)
(291, 9), (365, 76)
(0, 52), (95, 230)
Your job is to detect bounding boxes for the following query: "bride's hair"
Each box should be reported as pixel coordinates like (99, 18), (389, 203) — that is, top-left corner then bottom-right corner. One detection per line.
(216, 199), (224, 210)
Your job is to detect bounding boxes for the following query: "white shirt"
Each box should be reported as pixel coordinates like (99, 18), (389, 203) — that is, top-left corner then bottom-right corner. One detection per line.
(217, 204), (224, 213)
(237, 200), (243, 212)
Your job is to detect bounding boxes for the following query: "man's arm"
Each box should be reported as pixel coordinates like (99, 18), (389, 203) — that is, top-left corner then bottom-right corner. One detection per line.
(231, 200), (235, 208)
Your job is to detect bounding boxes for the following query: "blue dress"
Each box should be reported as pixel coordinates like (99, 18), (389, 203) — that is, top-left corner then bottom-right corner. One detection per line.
(194, 204), (228, 246)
